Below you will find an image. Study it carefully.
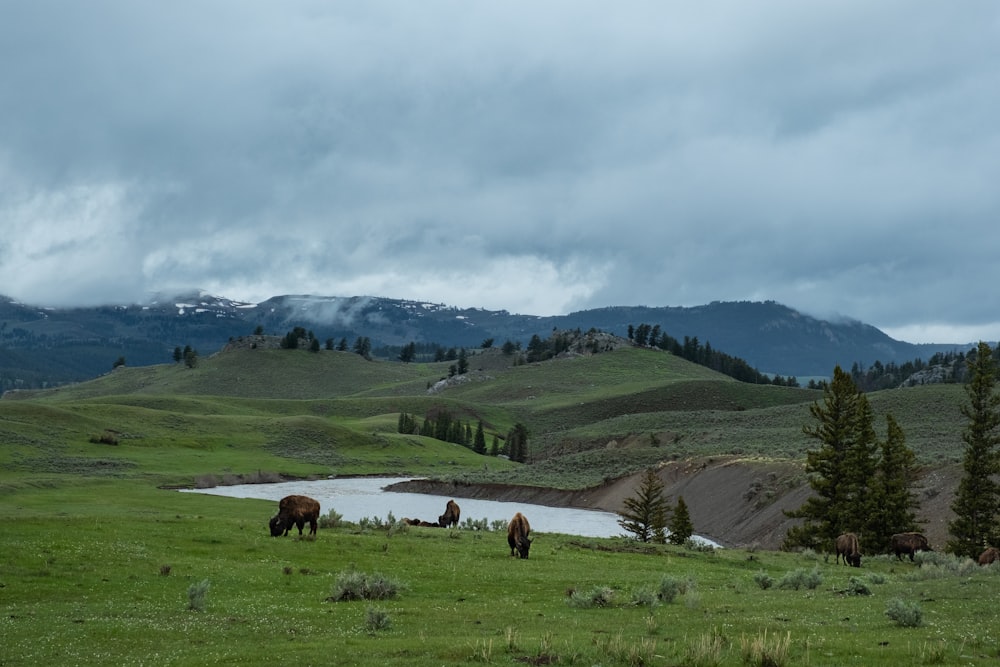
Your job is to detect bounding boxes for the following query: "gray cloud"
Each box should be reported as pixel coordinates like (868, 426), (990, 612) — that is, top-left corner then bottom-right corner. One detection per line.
(1, 1), (999, 343)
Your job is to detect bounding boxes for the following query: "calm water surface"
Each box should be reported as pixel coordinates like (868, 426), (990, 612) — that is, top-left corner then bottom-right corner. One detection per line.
(182, 477), (627, 538)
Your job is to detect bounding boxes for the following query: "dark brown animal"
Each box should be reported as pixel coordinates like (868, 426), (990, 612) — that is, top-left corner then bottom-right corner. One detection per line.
(269, 495), (320, 537)
(507, 512), (532, 559)
(418, 520), (441, 527)
(890, 532), (931, 561)
(835, 532), (862, 567)
(978, 546), (1000, 566)
(438, 499), (461, 528)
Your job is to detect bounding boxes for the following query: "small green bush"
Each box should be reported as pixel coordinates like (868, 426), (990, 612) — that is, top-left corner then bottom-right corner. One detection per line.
(187, 579), (210, 611)
(364, 606), (392, 633)
(630, 585), (658, 607)
(327, 569), (405, 602)
(657, 575), (684, 603)
(777, 567), (822, 591)
(566, 585), (615, 608)
(886, 598), (923, 627)
(752, 571), (774, 590)
(845, 576), (871, 596)
(318, 508), (343, 529)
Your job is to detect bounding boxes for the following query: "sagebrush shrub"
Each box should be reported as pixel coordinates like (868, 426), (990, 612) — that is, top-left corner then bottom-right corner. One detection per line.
(778, 567), (822, 591)
(364, 606), (392, 632)
(886, 598), (922, 627)
(753, 571), (774, 590)
(845, 576), (871, 596)
(567, 585), (615, 608)
(327, 569), (404, 602)
(657, 575), (683, 603)
(187, 579), (210, 611)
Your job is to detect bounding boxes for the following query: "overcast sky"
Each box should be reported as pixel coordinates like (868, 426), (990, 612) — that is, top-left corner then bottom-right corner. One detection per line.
(2, 2), (998, 344)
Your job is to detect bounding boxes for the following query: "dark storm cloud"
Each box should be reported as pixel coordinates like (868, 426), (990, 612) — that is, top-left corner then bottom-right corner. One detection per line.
(1, 1), (998, 343)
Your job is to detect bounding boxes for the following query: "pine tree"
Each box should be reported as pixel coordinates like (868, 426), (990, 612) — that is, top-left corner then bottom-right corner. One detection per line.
(506, 423), (529, 463)
(667, 496), (693, 545)
(865, 414), (919, 553)
(617, 468), (668, 543)
(784, 366), (877, 550)
(473, 421), (486, 454)
(948, 342), (1000, 558)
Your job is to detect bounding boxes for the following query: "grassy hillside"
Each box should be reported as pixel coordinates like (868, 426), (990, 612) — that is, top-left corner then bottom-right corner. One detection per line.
(3, 340), (997, 664)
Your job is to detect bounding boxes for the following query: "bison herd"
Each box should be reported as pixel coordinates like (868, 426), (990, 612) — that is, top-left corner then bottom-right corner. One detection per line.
(833, 531), (999, 569)
(268, 495), (535, 558)
(266, 494), (1000, 567)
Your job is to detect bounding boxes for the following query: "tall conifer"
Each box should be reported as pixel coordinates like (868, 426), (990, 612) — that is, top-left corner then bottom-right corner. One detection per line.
(948, 341), (1000, 558)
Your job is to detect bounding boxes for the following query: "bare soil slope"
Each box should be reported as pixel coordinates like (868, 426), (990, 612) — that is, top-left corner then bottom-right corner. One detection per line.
(394, 457), (961, 550)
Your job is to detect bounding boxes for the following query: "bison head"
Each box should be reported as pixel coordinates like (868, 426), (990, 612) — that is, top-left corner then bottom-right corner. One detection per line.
(268, 515), (286, 537)
(515, 537), (532, 559)
(849, 553), (861, 567)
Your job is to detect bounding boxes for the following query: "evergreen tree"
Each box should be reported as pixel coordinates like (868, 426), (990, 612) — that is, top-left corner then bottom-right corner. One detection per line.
(183, 346), (198, 369)
(325, 338), (335, 351)
(506, 423), (529, 463)
(112, 356), (126, 369)
(173, 346), (182, 363)
(457, 348), (469, 375)
(865, 414), (919, 553)
(490, 434), (500, 456)
(473, 421), (486, 454)
(948, 342), (1000, 558)
(337, 337), (348, 352)
(667, 496), (694, 545)
(398, 341), (417, 363)
(309, 337), (320, 353)
(353, 336), (371, 359)
(501, 340), (517, 356)
(784, 366), (877, 550)
(617, 468), (668, 543)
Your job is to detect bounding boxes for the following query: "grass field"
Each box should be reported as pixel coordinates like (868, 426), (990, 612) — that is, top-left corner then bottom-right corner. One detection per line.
(2, 343), (996, 665)
(3, 485), (999, 666)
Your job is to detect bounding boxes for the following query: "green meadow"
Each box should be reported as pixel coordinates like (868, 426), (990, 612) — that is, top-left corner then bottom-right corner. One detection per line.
(2, 345), (998, 665)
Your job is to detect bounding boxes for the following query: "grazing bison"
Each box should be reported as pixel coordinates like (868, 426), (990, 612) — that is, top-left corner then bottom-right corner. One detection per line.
(507, 512), (532, 559)
(835, 532), (862, 567)
(438, 499), (461, 528)
(269, 495), (320, 537)
(890, 532), (931, 561)
(978, 547), (1000, 566)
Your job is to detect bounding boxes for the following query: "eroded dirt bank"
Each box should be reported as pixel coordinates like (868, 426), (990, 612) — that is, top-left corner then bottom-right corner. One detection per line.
(388, 456), (960, 550)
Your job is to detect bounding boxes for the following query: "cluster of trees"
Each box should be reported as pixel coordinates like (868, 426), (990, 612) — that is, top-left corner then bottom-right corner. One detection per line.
(617, 468), (694, 545)
(397, 411), (530, 462)
(782, 366), (919, 553)
(171, 345), (199, 368)
(628, 323), (799, 387)
(784, 342), (1000, 559)
(843, 350), (968, 392)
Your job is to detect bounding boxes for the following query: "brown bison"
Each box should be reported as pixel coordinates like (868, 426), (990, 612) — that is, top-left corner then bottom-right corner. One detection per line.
(890, 532), (931, 561)
(269, 495), (320, 537)
(835, 532), (862, 567)
(978, 546), (1000, 566)
(507, 512), (532, 559)
(438, 499), (461, 528)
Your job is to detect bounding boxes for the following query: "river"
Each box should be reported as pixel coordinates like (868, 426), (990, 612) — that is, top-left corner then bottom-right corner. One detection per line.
(181, 476), (628, 539)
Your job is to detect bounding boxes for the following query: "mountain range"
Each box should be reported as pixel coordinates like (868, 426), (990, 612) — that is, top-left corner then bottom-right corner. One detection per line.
(0, 291), (970, 390)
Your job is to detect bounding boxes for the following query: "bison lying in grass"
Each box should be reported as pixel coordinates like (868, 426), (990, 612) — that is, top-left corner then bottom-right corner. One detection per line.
(269, 495), (320, 537)
(507, 512), (532, 559)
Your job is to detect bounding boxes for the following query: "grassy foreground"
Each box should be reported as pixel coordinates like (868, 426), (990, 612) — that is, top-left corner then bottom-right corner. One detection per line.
(3, 481), (999, 666)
